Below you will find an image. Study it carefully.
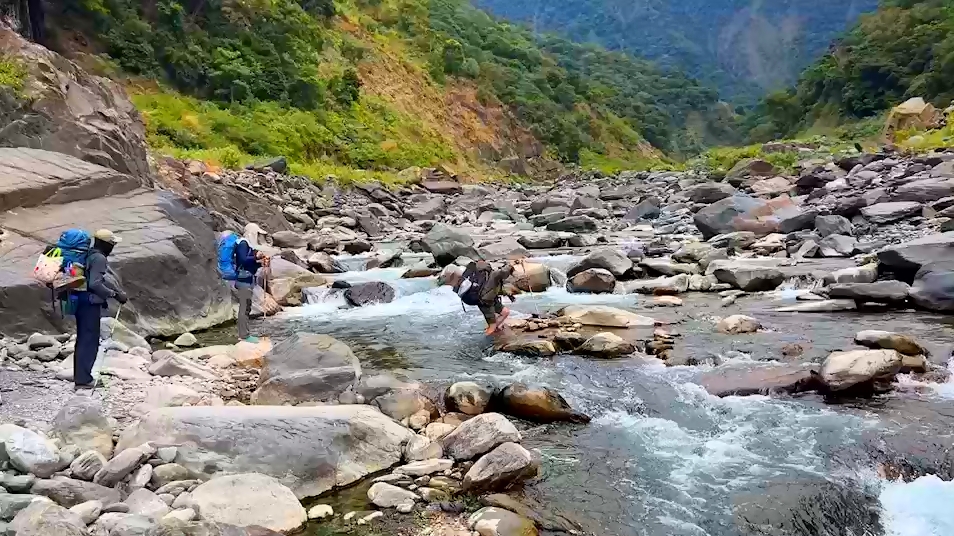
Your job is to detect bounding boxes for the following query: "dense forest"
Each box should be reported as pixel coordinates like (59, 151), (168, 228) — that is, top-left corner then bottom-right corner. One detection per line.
(471, 0), (876, 104)
(15, 0), (737, 179)
(745, 0), (954, 140)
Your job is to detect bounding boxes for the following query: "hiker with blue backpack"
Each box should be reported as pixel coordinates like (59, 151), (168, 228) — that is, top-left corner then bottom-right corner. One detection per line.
(217, 223), (270, 343)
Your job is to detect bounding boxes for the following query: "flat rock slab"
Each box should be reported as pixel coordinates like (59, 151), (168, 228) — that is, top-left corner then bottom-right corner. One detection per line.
(701, 364), (820, 397)
(115, 405), (413, 499)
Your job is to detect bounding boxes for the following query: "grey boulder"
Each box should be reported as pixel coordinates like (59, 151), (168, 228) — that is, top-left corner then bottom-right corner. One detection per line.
(441, 413), (521, 461)
(52, 397), (114, 459)
(252, 333), (361, 406)
(462, 442), (539, 493)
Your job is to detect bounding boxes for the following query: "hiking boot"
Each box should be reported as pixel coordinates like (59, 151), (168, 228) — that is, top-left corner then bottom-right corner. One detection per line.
(74, 382), (96, 391)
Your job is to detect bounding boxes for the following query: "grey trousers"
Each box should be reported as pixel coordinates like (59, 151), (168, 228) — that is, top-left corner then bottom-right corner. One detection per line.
(235, 282), (253, 340)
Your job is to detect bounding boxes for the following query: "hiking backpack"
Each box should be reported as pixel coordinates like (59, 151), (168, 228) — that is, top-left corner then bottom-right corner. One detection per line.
(217, 232), (241, 281)
(457, 262), (490, 306)
(56, 229), (92, 277)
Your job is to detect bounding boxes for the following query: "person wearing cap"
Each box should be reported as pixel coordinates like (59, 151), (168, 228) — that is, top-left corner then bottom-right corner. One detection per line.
(74, 229), (128, 390)
(234, 223), (269, 343)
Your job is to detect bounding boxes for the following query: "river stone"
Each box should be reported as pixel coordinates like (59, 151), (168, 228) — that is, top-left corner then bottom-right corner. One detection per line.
(893, 177), (954, 202)
(91, 513), (156, 535)
(716, 315), (760, 334)
(0, 424), (64, 478)
(814, 215), (852, 237)
(11, 499), (87, 536)
(94, 445), (151, 487)
(479, 238), (529, 262)
(151, 464), (191, 488)
(373, 389), (437, 422)
(701, 364), (821, 397)
(499, 339), (557, 357)
(252, 333), (361, 406)
(567, 268), (616, 294)
(854, 331), (927, 356)
(30, 476), (120, 507)
(463, 442), (539, 493)
(509, 262), (551, 292)
(148, 353), (218, 380)
(827, 263), (879, 285)
(0, 472), (35, 493)
(577, 332), (636, 358)
(115, 406), (412, 499)
(344, 282), (396, 307)
(776, 299), (858, 313)
(546, 215), (597, 233)
(191, 473), (306, 533)
(441, 413), (521, 461)
(517, 232), (562, 250)
(367, 482), (419, 509)
(878, 233), (954, 277)
(425, 423), (457, 442)
(26, 333), (57, 350)
(130, 464), (153, 490)
(52, 397), (114, 459)
(469, 507), (539, 536)
(0, 492), (39, 521)
(829, 281), (910, 303)
(566, 249), (633, 278)
(559, 305), (654, 328)
(860, 202), (922, 223)
(684, 182), (736, 204)
(69, 450), (107, 481)
(395, 458), (454, 476)
(69, 500), (103, 525)
(693, 195), (765, 239)
(445, 382), (494, 416)
(493, 383), (590, 424)
(125, 488), (171, 519)
(162, 508), (197, 523)
(712, 265), (783, 292)
(640, 258), (700, 276)
(403, 435), (443, 462)
(820, 350), (903, 392)
(423, 224), (479, 267)
(624, 274), (690, 294)
(909, 262), (954, 311)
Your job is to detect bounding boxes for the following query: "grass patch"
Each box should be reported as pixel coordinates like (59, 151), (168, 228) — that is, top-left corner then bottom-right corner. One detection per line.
(692, 144), (803, 176)
(0, 55), (27, 98)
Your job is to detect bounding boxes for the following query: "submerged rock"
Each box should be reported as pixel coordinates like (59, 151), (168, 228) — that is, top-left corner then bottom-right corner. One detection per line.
(701, 364), (820, 397)
(493, 383), (590, 424)
(558, 305), (655, 328)
(716, 315), (760, 334)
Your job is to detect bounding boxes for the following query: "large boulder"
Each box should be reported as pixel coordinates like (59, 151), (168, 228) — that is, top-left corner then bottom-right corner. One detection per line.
(508, 262), (550, 292)
(558, 305), (655, 328)
(423, 224), (480, 266)
(30, 477), (120, 507)
(566, 249), (633, 278)
(0, 149), (232, 337)
(0, 26), (148, 177)
(878, 233), (954, 277)
(815, 215), (853, 237)
(725, 159), (777, 186)
(269, 271), (326, 306)
(406, 197), (447, 221)
(567, 268), (616, 294)
(701, 364), (820, 397)
(624, 274), (690, 294)
(820, 350), (902, 392)
(516, 232), (562, 250)
(115, 406), (412, 498)
(191, 473), (307, 533)
(892, 178), (954, 203)
(441, 413), (521, 461)
(546, 215), (598, 233)
(11, 500), (87, 536)
(344, 281), (396, 307)
(684, 182), (737, 204)
(829, 281), (910, 303)
(463, 442), (539, 493)
(693, 195), (793, 239)
(51, 397), (113, 459)
(479, 239), (529, 261)
(712, 265), (783, 292)
(0, 424), (64, 478)
(252, 333), (361, 406)
(492, 383), (590, 424)
(576, 332), (636, 357)
(909, 262), (954, 311)
(367, 482), (419, 509)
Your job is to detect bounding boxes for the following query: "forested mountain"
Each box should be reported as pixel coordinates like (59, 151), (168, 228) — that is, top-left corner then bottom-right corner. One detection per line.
(746, 0), (954, 140)
(0, 0), (738, 181)
(471, 0), (877, 103)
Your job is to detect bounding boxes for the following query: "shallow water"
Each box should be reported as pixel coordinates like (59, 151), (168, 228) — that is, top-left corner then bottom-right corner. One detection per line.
(262, 258), (954, 536)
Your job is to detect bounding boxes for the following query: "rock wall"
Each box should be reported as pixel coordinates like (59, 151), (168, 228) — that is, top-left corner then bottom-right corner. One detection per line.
(0, 148), (233, 337)
(0, 25), (149, 178)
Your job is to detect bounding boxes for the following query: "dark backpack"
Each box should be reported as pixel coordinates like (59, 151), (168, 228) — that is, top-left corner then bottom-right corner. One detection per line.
(458, 262), (490, 306)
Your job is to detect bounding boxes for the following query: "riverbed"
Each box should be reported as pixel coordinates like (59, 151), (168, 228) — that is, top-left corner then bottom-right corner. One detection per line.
(264, 257), (954, 536)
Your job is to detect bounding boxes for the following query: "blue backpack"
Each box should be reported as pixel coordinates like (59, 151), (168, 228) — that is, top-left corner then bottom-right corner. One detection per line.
(217, 232), (240, 281)
(56, 229), (92, 275)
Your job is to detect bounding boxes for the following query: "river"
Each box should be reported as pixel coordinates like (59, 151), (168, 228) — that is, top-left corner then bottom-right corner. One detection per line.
(263, 256), (954, 536)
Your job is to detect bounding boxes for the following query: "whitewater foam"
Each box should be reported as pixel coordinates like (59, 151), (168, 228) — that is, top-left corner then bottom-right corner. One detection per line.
(881, 475), (954, 536)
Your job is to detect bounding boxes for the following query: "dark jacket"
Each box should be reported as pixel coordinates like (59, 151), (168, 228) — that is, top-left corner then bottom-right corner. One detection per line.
(85, 250), (123, 305)
(235, 240), (260, 284)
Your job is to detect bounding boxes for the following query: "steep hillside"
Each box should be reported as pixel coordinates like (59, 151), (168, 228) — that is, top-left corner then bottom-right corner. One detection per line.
(1, 0), (735, 182)
(471, 0), (876, 103)
(746, 0), (954, 141)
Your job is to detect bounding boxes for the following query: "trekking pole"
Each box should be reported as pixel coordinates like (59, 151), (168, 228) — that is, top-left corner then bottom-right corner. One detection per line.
(110, 304), (123, 337)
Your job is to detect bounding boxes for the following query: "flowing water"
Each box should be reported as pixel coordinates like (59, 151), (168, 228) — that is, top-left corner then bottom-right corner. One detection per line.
(263, 256), (954, 536)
